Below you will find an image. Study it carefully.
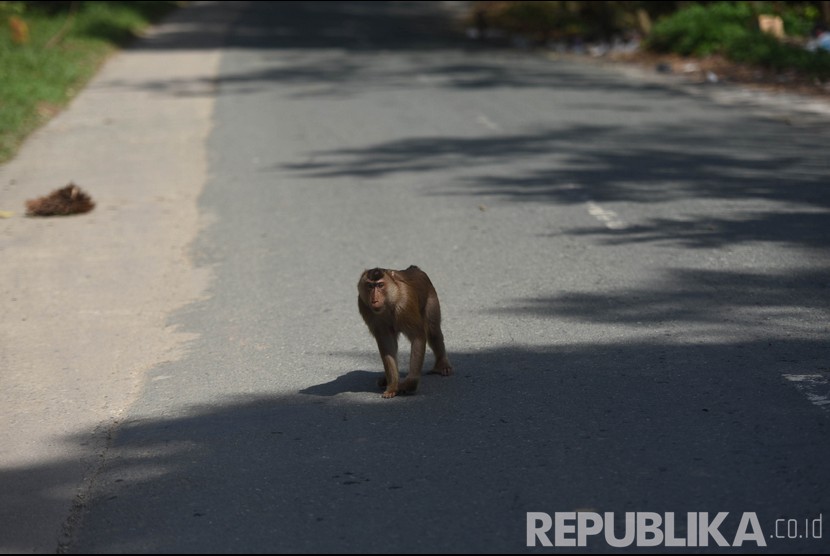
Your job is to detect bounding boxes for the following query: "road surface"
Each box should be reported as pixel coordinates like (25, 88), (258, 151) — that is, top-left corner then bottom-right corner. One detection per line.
(1, 1), (829, 553)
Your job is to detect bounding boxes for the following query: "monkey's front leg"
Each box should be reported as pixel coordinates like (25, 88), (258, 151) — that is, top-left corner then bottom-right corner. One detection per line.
(398, 335), (426, 395)
(376, 333), (399, 398)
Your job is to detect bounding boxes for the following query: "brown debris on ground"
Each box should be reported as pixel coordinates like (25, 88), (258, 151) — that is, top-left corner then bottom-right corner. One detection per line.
(25, 183), (95, 217)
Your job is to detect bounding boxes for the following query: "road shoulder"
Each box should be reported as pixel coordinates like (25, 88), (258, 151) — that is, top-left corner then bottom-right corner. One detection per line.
(0, 2), (241, 552)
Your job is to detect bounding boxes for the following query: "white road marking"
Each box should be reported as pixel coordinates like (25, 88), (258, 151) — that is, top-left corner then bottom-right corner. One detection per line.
(585, 200), (627, 230)
(476, 114), (500, 130)
(783, 374), (830, 410)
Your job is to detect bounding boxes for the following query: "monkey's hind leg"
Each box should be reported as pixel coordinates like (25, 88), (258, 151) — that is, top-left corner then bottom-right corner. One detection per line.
(426, 326), (452, 377)
(425, 295), (452, 377)
(397, 335), (427, 395)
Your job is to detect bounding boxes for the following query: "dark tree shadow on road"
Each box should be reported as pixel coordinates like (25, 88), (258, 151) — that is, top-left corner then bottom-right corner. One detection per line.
(122, 0), (689, 100)
(2, 337), (826, 553)
(120, 0), (830, 256)
(280, 117), (830, 251)
(493, 267), (830, 327)
(142, 1), (463, 52)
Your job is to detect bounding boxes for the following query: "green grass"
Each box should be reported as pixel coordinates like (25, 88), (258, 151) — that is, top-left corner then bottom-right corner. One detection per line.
(0, 1), (178, 163)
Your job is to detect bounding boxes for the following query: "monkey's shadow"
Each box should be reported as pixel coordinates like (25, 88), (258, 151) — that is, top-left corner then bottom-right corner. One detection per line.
(299, 370), (380, 396)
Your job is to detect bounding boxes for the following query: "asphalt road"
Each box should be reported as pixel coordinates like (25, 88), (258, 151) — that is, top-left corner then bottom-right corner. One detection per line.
(5, 1), (830, 553)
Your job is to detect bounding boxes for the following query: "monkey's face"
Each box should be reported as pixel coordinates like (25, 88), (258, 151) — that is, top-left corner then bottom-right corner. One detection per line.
(365, 280), (387, 313)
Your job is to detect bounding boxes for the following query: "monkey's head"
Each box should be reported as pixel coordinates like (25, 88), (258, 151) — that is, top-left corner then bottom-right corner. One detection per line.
(359, 268), (394, 314)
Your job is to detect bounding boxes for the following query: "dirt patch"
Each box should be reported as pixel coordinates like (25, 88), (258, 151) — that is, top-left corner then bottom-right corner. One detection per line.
(605, 49), (830, 100)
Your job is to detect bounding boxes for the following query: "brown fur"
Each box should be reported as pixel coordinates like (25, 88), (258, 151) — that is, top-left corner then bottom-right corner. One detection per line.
(358, 265), (452, 398)
(26, 183), (95, 217)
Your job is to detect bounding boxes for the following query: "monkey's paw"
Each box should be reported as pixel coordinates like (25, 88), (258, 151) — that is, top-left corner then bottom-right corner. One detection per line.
(398, 377), (420, 394)
(381, 389), (398, 399)
(430, 359), (453, 376)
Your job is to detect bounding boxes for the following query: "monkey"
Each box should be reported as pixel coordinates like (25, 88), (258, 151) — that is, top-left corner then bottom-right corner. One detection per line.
(358, 266), (452, 398)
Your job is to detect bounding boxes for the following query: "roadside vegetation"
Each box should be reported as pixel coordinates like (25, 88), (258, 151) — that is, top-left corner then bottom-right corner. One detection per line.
(468, 2), (830, 81)
(646, 2), (830, 79)
(0, 1), (178, 163)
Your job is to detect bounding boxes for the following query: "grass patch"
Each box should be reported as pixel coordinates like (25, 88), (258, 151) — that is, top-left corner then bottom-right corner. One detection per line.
(0, 1), (179, 163)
